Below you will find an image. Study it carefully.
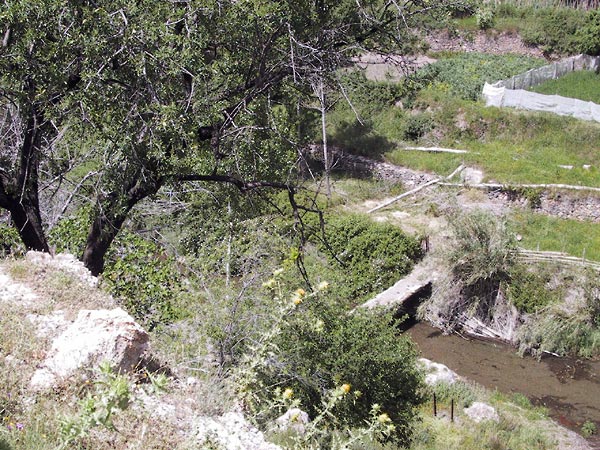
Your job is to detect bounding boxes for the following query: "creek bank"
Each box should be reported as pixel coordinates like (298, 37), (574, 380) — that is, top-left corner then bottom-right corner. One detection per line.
(306, 146), (600, 223)
(407, 322), (600, 448)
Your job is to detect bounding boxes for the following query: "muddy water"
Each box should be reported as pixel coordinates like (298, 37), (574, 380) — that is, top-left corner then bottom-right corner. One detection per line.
(406, 322), (600, 437)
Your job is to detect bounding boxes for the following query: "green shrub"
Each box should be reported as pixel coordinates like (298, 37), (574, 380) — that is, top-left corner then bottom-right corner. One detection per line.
(431, 381), (477, 408)
(575, 10), (600, 56)
(309, 213), (422, 301)
(403, 113), (434, 141)
(475, 6), (495, 30)
(0, 224), (25, 257)
(102, 231), (186, 329)
(245, 292), (425, 445)
(506, 264), (559, 314)
(520, 8), (584, 55)
(48, 206), (92, 256)
(582, 420), (597, 437)
(49, 206), (186, 329)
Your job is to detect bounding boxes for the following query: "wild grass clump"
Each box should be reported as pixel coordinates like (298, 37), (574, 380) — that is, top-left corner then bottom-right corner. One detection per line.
(419, 210), (516, 332)
(518, 268), (600, 357)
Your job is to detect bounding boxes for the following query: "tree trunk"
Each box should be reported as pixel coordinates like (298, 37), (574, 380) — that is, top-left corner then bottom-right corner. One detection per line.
(82, 172), (162, 276)
(8, 197), (49, 252)
(0, 100), (50, 253)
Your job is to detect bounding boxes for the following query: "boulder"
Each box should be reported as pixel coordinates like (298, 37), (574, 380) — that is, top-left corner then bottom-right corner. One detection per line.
(195, 411), (281, 450)
(275, 408), (310, 434)
(30, 308), (148, 389)
(418, 358), (459, 385)
(460, 167), (484, 185)
(464, 402), (499, 423)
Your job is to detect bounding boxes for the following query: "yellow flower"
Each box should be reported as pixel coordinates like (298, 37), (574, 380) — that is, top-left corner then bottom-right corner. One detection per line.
(378, 413), (391, 423)
(341, 383), (351, 394)
(293, 296), (303, 305)
(262, 278), (276, 288)
(283, 388), (294, 399)
(295, 288), (306, 297)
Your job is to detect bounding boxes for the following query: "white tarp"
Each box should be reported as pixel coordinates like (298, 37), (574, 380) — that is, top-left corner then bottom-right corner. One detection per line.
(482, 83), (600, 123)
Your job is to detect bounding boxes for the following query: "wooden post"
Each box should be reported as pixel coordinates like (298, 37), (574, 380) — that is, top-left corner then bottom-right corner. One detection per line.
(451, 398), (454, 423)
(433, 393), (437, 417)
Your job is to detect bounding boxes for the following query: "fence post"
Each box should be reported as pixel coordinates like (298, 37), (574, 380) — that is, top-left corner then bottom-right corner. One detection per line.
(451, 398), (454, 423)
(433, 393), (437, 417)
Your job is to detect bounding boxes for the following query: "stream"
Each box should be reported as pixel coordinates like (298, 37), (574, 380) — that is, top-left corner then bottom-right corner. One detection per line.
(406, 322), (600, 444)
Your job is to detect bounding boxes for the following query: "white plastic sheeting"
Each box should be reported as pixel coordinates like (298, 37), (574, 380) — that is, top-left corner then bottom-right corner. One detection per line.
(483, 83), (600, 123)
(482, 54), (600, 123)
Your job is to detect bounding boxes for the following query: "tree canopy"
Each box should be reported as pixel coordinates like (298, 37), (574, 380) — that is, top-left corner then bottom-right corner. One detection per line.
(0, 0), (458, 274)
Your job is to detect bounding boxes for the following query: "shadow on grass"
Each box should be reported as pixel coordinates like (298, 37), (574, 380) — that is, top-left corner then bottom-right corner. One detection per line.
(0, 438), (12, 450)
(329, 119), (394, 159)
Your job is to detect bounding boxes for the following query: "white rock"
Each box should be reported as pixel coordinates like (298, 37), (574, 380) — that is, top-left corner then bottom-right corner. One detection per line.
(27, 311), (69, 338)
(460, 167), (484, 185)
(418, 358), (459, 385)
(0, 269), (38, 306)
(195, 411), (281, 450)
(464, 402), (499, 423)
(26, 251), (98, 287)
(275, 408), (310, 434)
(30, 308), (148, 389)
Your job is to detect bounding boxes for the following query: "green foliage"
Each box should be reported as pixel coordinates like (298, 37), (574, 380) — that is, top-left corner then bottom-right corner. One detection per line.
(448, 211), (515, 289)
(59, 362), (132, 450)
(431, 381), (477, 409)
(48, 206), (92, 256)
(581, 420), (597, 437)
(506, 264), (559, 314)
(244, 288), (425, 445)
(403, 113), (435, 141)
(102, 231), (185, 329)
(409, 53), (544, 100)
(576, 10), (600, 55)
(0, 225), (25, 258)
(475, 6), (495, 30)
(519, 8), (585, 55)
(518, 309), (600, 358)
(308, 213), (422, 301)
(530, 70), (600, 104)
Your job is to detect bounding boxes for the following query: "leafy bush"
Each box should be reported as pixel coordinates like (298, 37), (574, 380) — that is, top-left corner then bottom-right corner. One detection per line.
(409, 53), (544, 100)
(403, 113), (434, 141)
(575, 10), (600, 56)
(48, 206), (92, 256)
(0, 224), (25, 257)
(102, 232), (185, 329)
(506, 264), (559, 314)
(244, 289), (425, 445)
(49, 206), (187, 329)
(475, 6), (495, 30)
(520, 8), (584, 55)
(309, 213), (422, 301)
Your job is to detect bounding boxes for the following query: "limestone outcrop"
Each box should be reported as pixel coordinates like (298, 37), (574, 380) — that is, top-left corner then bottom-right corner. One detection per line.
(30, 308), (149, 389)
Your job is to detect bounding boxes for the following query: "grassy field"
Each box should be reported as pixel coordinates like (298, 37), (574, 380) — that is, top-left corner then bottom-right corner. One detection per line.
(510, 211), (600, 261)
(384, 98), (600, 186)
(530, 70), (600, 103)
